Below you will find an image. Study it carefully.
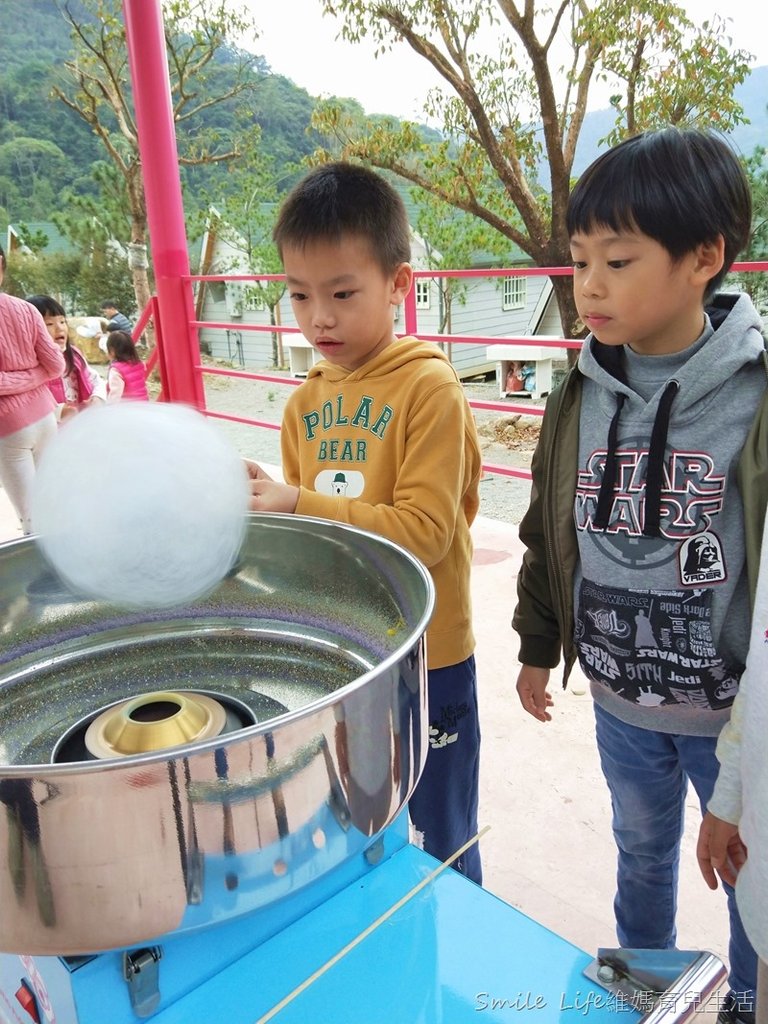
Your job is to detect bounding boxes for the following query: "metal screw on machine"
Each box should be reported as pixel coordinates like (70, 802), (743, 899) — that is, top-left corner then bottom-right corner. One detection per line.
(597, 962), (619, 984)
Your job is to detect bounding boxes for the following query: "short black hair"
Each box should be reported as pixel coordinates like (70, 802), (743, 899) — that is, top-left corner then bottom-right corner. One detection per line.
(273, 162), (411, 272)
(26, 294), (66, 318)
(566, 128), (751, 297)
(100, 300), (118, 310)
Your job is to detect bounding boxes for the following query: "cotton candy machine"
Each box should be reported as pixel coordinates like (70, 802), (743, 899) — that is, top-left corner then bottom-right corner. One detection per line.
(0, 515), (727, 1024)
(0, 513), (432, 953)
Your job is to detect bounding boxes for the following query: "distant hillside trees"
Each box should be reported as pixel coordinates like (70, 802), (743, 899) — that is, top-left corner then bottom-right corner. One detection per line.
(52, 0), (274, 319)
(0, 58), (100, 222)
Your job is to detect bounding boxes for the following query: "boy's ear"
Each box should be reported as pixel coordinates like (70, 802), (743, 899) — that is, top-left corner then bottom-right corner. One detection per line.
(391, 262), (413, 304)
(692, 236), (725, 286)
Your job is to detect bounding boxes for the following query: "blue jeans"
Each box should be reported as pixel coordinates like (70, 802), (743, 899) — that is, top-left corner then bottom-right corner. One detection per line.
(408, 655), (482, 884)
(594, 703), (757, 999)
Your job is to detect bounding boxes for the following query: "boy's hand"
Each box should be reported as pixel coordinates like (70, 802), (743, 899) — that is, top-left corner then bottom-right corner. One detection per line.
(249, 479), (299, 514)
(516, 665), (553, 722)
(243, 458), (273, 482)
(696, 811), (747, 890)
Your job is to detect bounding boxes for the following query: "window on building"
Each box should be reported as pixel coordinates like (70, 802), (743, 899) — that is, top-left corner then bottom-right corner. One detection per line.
(502, 276), (527, 311)
(415, 279), (431, 309)
(245, 285), (267, 311)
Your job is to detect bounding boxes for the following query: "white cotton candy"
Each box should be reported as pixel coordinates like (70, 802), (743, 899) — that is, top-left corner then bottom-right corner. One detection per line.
(31, 402), (249, 608)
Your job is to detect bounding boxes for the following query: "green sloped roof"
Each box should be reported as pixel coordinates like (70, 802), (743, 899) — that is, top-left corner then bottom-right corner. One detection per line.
(5, 221), (76, 256)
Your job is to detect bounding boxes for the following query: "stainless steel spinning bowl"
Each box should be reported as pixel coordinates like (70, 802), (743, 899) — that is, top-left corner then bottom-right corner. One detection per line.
(0, 514), (434, 955)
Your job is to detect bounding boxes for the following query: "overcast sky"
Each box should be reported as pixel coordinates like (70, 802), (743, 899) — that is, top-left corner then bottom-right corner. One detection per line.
(240, 0), (768, 121)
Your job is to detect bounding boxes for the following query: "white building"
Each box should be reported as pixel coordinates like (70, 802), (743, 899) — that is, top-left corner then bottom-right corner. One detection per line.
(196, 220), (568, 391)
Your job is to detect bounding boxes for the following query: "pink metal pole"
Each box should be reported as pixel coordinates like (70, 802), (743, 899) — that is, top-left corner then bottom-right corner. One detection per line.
(122, 0), (205, 408)
(403, 282), (418, 336)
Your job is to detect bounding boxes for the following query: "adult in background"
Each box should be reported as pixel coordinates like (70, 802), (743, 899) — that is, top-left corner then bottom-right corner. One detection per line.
(0, 244), (65, 534)
(100, 301), (132, 333)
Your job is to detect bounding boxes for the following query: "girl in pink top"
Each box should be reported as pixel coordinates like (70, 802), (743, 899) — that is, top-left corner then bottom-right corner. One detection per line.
(26, 295), (107, 420)
(0, 244), (65, 534)
(106, 331), (149, 402)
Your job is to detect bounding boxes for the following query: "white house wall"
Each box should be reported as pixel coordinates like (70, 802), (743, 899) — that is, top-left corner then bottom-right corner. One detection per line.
(535, 293), (566, 337)
(198, 230), (567, 378)
(407, 274), (555, 378)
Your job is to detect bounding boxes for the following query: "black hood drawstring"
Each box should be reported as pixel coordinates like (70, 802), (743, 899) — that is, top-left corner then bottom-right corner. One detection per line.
(593, 393), (625, 530)
(643, 380), (679, 537)
(592, 380), (680, 537)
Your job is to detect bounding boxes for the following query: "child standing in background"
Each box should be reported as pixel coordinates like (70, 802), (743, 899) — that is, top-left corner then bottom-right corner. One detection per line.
(25, 295), (106, 419)
(106, 331), (149, 402)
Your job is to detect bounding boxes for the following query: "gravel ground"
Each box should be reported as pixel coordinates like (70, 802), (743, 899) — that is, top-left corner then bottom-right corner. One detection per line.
(196, 360), (539, 525)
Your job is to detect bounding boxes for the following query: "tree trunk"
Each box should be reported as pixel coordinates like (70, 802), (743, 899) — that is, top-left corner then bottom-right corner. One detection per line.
(128, 248), (154, 350)
(272, 304), (285, 368)
(549, 273), (584, 368)
(130, 260), (152, 321)
(127, 166), (155, 346)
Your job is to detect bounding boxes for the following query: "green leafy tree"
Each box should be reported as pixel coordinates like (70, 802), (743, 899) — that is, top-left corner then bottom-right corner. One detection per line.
(733, 145), (768, 313)
(53, 0), (267, 320)
(199, 159), (296, 367)
(1, 251), (69, 300)
(53, 161), (135, 251)
(314, 0), (753, 339)
(14, 221), (51, 255)
(744, 147), (768, 259)
(50, 159), (144, 317)
(3, 246), (136, 317)
(412, 187), (511, 332)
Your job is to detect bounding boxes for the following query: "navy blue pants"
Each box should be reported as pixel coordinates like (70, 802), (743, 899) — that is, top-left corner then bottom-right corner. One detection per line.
(408, 654), (482, 884)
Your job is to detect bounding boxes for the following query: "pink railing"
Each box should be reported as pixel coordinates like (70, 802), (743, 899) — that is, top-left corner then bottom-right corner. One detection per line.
(166, 261), (767, 484)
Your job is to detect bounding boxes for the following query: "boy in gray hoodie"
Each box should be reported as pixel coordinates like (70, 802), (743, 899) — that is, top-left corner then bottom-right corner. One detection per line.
(513, 127), (767, 1023)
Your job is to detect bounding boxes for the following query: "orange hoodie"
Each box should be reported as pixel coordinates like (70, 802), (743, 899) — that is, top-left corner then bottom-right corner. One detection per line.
(281, 336), (481, 670)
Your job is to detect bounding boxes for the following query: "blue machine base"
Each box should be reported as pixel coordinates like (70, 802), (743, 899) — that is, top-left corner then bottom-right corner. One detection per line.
(177, 843), (630, 1023)
(161, 845), (631, 1023)
(1, 843), (655, 1023)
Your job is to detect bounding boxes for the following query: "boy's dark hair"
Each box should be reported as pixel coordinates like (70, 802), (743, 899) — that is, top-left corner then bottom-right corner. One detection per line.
(100, 300), (118, 310)
(273, 162), (411, 271)
(26, 294), (66, 319)
(566, 127), (751, 298)
(107, 330), (141, 364)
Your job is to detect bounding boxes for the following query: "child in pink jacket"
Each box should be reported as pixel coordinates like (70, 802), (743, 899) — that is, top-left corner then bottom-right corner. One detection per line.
(106, 331), (149, 402)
